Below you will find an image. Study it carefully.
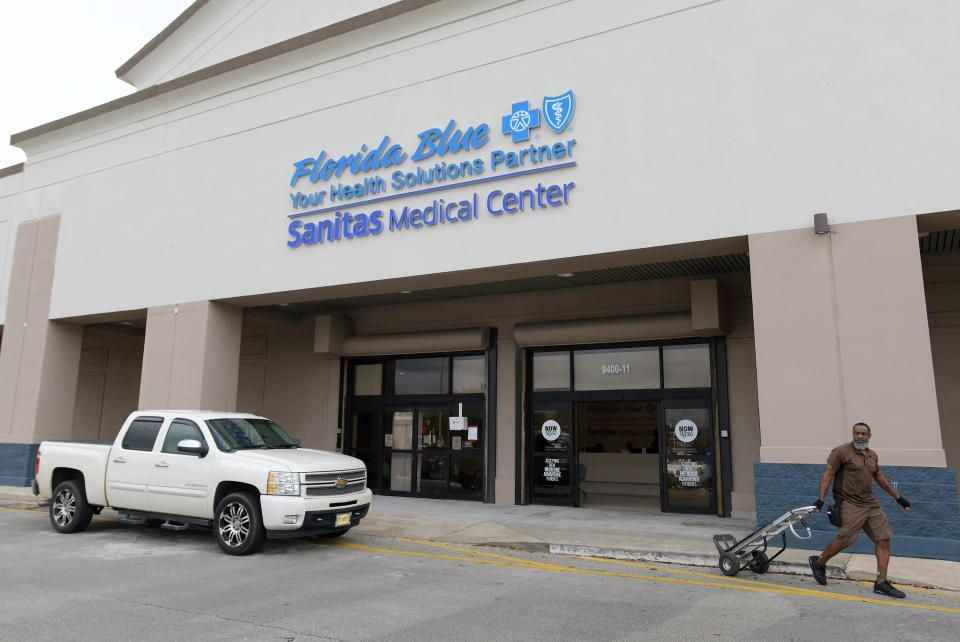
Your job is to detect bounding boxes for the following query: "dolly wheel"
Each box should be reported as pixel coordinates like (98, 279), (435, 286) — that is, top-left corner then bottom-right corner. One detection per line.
(749, 551), (770, 574)
(719, 552), (741, 577)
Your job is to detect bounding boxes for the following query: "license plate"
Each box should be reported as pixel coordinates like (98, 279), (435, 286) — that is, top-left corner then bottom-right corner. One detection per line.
(335, 512), (351, 528)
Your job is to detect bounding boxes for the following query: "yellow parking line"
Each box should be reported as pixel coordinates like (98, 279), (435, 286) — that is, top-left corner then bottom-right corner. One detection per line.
(403, 537), (960, 602)
(0, 504), (44, 513)
(334, 540), (960, 614)
(402, 538), (837, 599)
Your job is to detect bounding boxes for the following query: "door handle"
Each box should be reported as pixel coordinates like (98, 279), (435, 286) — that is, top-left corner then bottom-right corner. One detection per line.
(155, 461), (169, 468)
(112, 457), (126, 464)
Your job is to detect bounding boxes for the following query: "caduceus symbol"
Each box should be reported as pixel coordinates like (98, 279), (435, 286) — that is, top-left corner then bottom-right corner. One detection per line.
(553, 102), (564, 120)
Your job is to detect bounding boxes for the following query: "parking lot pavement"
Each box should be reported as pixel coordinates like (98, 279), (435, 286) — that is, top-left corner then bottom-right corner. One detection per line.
(2, 504), (960, 641)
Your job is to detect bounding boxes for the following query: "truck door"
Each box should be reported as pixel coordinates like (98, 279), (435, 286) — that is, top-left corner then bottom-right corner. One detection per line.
(148, 418), (213, 518)
(105, 416), (165, 511)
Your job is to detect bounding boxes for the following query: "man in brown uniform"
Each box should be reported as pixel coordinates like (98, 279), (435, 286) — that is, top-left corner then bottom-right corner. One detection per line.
(808, 422), (911, 598)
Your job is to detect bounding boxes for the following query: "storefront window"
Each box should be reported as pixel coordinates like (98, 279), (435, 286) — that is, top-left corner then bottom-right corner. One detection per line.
(663, 344), (711, 388)
(573, 346), (659, 390)
(354, 363), (382, 396)
(533, 351), (570, 391)
(394, 357), (450, 394)
(453, 355), (485, 393)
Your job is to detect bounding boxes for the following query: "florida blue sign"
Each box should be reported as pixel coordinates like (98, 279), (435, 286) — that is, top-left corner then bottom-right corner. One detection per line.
(286, 90), (579, 249)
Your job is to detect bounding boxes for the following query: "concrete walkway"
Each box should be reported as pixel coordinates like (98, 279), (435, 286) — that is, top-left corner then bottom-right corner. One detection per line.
(5, 485), (959, 591)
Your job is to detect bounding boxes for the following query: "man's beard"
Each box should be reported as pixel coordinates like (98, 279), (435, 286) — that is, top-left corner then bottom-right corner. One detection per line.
(854, 440), (869, 450)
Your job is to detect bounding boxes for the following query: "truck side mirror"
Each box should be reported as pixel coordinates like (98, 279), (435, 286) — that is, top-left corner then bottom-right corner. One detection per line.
(177, 439), (208, 457)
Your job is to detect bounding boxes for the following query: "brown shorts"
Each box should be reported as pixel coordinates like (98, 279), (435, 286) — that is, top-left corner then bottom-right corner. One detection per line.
(838, 501), (893, 543)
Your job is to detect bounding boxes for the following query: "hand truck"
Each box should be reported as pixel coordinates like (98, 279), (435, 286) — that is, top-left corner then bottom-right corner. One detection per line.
(712, 505), (816, 577)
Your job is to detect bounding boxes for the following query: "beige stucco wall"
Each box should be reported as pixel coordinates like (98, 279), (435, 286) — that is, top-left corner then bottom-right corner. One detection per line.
(924, 251), (960, 488)
(70, 329), (144, 441)
(237, 320), (340, 452)
(751, 216), (945, 467)
(725, 281), (761, 514)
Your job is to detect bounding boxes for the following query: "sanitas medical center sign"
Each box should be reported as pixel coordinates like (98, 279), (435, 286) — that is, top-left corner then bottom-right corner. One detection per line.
(285, 90), (578, 249)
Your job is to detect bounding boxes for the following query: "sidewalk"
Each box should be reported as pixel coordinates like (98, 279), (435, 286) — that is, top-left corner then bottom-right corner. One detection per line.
(5, 485), (958, 591)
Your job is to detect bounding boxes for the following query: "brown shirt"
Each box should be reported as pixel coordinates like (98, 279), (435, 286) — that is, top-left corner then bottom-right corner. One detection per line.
(827, 442), (880, 506)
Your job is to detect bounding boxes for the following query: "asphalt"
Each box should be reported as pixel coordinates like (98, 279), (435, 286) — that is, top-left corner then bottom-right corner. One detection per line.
(2, 502), (960, 640)
(3, 486), (959, 591)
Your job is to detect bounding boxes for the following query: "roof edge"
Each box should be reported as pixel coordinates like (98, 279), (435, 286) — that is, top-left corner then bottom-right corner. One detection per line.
(0, 162), (25, 179)
(11, 0), (441, 147)
(115, 0), (210, 79)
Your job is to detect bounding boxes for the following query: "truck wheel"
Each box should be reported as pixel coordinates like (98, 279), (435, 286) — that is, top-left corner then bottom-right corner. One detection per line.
(214, 492), (266, 555)
(50, 480), (94, 534)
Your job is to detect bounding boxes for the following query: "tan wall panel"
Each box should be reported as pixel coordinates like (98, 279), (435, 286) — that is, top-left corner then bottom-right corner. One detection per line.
(70, 332), (144, 442)
(751, 217), (945, 466)
(495, 324), (516, 504)
(924, 252), (960, 491)
(139, 301), (241, 411)
(726, 334), (760, 513)
(239, 322), (340, 451)
(0, 216), (84, 443)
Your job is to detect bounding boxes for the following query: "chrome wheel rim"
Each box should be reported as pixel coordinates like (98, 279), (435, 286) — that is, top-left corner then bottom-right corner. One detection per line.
(218, 502), (250, 548)
(53, 489), (77, 526)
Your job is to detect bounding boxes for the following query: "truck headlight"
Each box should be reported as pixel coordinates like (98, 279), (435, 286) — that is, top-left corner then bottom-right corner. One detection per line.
(266, 471), (300, 496)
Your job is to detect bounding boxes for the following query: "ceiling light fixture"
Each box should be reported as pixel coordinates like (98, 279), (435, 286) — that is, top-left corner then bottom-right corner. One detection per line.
(557, 272), (575, 278)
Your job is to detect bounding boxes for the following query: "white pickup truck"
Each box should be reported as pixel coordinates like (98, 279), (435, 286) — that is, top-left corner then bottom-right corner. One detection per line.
(32, 410), (372, 555)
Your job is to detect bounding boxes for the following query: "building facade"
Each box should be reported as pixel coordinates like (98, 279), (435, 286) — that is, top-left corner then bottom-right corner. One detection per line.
(1, 0), (958, 557)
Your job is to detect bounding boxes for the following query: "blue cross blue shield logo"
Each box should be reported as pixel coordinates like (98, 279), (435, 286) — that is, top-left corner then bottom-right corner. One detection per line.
(542, 90), (575, 133)
(501, 100), (540, 142)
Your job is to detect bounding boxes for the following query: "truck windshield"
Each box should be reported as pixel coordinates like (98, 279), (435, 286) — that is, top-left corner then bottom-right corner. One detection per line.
(205, 418), (300, 451)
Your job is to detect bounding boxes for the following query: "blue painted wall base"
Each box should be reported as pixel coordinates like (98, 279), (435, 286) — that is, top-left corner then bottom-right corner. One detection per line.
(0, 443), (40, 487)
(754, 462), (960, 562)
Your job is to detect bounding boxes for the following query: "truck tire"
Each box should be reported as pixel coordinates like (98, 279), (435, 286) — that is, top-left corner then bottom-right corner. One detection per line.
(214, 492), (266, 555)
(50, 480), (94, 534)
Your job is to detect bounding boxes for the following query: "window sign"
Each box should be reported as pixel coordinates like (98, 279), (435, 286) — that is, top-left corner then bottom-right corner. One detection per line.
(674, 419), (698, 443)
(543, 457), (562, 482)
(573, 347), (659, 390)
(541, 420), (561, 442)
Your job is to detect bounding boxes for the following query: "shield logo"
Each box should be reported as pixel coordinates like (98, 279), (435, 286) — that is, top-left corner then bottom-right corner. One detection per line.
(542, 90), (575, 133)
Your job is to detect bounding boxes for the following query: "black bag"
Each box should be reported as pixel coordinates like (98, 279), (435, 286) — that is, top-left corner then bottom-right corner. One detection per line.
(827, 497), (842, 528)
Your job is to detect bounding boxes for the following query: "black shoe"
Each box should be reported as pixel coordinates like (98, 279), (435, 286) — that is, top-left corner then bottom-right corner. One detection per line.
(874, 580), (905, 599)
(808, 556), (828, 585)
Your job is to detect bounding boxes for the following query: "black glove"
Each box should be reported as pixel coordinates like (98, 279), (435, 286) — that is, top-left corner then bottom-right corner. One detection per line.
(813, 498), (824, 511)
(896, 496), (911, 509)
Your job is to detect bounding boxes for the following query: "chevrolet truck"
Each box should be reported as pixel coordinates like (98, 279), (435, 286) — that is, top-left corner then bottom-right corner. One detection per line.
(32, 411), (371, 555)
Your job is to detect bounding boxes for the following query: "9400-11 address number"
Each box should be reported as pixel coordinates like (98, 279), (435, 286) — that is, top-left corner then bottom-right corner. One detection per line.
(600, 364), (631, 375)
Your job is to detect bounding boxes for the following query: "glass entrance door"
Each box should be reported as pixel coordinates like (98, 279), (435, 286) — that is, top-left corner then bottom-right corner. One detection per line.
(660, 401), (716, 514)
(380, 404), (484, 499)
(530, 404), (576, 505)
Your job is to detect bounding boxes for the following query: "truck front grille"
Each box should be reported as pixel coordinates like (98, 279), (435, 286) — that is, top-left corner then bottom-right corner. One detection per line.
(304, 469), (365, 483)
(305, 482), (366, 497)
